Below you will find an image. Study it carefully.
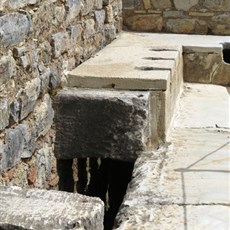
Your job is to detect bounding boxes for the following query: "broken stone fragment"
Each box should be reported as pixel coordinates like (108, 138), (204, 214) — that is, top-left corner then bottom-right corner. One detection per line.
(0, 186), (104, 230)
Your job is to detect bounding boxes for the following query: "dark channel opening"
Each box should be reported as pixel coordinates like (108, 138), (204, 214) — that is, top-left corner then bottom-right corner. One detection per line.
(57, 158), (134, 230)
(223, 43), (230, 64)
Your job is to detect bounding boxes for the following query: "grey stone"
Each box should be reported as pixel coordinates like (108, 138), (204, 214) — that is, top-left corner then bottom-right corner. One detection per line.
(0, 101), (9, 131)
(65, 0), (81, 23)
(33, 94), (54, 137)
(19, 77), (41, 120)
(69, 24), (82, 45)
(5, 128), (24, 169)
(51, 32), (70, 58)
(95, 0), (103, 9)
(151, 0), (172, 9)
(39, 67), (51, 96)
(0, 13), (32, 47)
(83, 19), (96, 39)
(0, 55), (16, 85)
(35, 144), (53, 188)
(0, 186), (104, 230)
(9, 101), (20, 125)
(95, 10), (106, 32)
(82, 0), (94, 15)
(54, 88), (153, 161)
(173, 0), (199, 11)
(18, 123), (36, 159)
(104, 23), (116, 42)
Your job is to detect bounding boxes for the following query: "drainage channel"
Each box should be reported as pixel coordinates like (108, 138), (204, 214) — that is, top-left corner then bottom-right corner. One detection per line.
(57, 158), (134, 230)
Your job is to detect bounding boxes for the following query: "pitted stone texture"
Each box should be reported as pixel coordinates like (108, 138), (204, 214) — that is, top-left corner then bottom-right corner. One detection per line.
(0, 13), (32, 47)
(183, 46), (230, 85)
(0, 186), (104, 230)
(54, 88), (153, 161)
(114, 205), (229, 230)
(67, 43), (174, 90)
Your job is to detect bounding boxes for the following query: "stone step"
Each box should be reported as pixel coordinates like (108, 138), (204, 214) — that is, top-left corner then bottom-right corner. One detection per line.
(0, 186), (104, 230)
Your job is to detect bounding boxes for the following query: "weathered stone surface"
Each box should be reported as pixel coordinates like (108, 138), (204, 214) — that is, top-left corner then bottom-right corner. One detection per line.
(83, 19), (96, 39)
(166, 19), (195, 33)
(151, 0), (172, 9)
(82, 0), (94, 15)
(19, 77), (41, 120)
(174, 0), (199, 11)
(67, 44), (172, 91)
(0, 101), (9, 131)
(203, 0), (230, 11)
(115, 205), (229, 230)
(115, 83), (229, 229)
(54, 88), (152, 161)
(183, 47), (230, 85)
(0, 186), (104, 230)
(0, 13), (32, 46)
(95, 10), (106, 32)
(65, 0), (81, 23)
(69, 24), (82, 45)
(51, 32), (70, 58)
(174, 84), (229, 129)
(0, 55), (16, 85)
(33, 94), (54, 137)
(124, 14), (163, 31)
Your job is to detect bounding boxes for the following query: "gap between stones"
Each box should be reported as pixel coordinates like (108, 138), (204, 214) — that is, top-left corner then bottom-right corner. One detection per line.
(57, 158), (134, 230)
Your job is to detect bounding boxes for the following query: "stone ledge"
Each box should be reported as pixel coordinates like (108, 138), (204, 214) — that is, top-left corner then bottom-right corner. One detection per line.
(0, 186), (104, 230)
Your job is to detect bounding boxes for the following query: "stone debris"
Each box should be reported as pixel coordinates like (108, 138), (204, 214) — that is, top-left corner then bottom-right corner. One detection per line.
(0, 186), (104, 230)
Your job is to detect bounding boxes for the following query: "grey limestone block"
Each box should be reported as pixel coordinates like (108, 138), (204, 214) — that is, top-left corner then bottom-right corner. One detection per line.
(54, 88), (153, 161)
(0, 186), (104, 230)
(0, 13), (32, 47)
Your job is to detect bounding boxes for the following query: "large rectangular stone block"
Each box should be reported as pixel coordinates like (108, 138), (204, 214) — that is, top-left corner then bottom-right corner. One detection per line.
(54, 88), (157, 161)
(0, 186), (104, 230)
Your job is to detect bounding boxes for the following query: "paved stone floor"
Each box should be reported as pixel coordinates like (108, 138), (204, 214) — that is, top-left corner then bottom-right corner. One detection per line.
(115, 83), (230, 230)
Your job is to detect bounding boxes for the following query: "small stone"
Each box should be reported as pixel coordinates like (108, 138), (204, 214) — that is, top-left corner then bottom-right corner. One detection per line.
(0, 101), (9, 131)
(51, 32), (70, 58)
(173, 0), (199, 11)
(19, 77), (41, 120)
(166, 19), (195, 34)
(83, 19), (96, 39)
(0, 55), (16, 85)
(124, 14), (163, 32)
(65, 0), (81, 23)
(95, 10), (106, 32)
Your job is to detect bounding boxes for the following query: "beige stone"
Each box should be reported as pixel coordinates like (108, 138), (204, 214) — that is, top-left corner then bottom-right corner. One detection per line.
(124, 14), (163, 31)
(203, 0), (230, 11)
(166, 19), (195, 33)
(174, 0), (199, 11)
(142, 0), (151, 10)
(150, 0), (172, 10)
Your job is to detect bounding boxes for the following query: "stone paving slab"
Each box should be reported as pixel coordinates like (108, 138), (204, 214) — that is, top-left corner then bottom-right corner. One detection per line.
(174, 84), (230, 129)
(115, 83), (230, 229)
(115, 205), (229, 230)
(0, 186), (104, 230)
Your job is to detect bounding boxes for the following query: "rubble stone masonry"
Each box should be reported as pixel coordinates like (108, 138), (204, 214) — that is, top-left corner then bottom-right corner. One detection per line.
(0, 0), (122, 188)
(123, 0), (230, 35)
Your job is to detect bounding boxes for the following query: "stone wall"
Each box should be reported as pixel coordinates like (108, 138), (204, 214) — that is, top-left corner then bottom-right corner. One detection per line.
(0, 0), (122, 189)
(123, 0), (230, 35)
